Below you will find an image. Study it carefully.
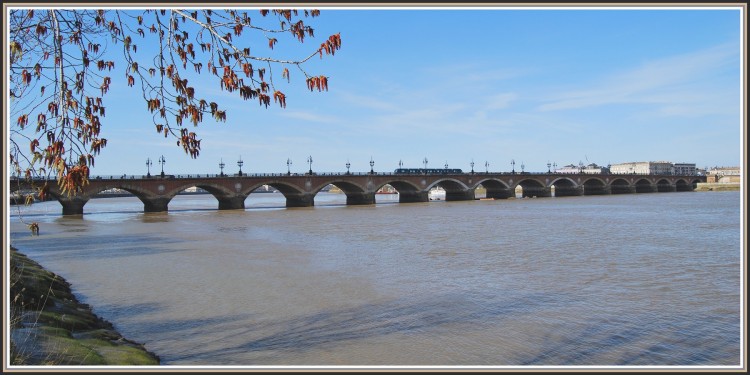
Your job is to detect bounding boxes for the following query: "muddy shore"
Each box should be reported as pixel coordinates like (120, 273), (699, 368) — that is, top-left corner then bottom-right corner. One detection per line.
(9, 246), (160, 366)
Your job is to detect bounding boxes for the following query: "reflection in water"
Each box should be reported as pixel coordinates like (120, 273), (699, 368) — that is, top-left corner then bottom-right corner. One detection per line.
(8, 192), (742, 367)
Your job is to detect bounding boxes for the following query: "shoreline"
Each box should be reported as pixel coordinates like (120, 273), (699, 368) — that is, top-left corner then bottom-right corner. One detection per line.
(695, 182), (741, 192)
(9, 246), (160, 366)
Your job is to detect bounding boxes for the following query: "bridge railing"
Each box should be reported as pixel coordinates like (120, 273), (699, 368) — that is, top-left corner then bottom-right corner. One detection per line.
(10, 171), (706, 183)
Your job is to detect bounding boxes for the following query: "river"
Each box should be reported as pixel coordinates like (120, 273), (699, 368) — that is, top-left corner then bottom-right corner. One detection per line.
(7, 190), (742, 368)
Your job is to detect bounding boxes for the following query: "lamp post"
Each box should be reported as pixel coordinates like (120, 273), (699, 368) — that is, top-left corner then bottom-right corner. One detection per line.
(547, 161), (551, 174)
(423, 157), (428, 173)
(158, 155), (165, 177)
(553, 162), (557, 173)
(346, 160), (351, 175)
(370, 157), (375, 175)
(307, 155), (313, 175)
(579, 161), (584, 174)
(286, 158), (292, 175)
(470, 160), (475, 174)
(511, 159), (515, 174)
(237, 156), (244, 176)
(444, 161), (448, 173)
(219, 159), (225, 176)
(399, 159), (403, 169)
(521, 161), (525, 174)
(485, 161), (489, 174)
(146, 158), (152, 177)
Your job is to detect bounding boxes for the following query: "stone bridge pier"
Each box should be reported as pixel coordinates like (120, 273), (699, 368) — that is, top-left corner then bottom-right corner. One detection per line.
(446, 189), (476, 201)
(346, 192), (376, 205)
(398, 191), (429, 203)
(553, 185), (583, 197)
(485, 187), (514, 199)
(144, 197), (171, 212)
(521, 185), (552, 198)
(58, 196), (89, 216)
(217, 195), (248, 210)
(285, 193), (316, 207)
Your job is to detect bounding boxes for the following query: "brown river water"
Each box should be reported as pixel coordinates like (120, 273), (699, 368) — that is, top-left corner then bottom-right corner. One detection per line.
(8, 190), (742, 368)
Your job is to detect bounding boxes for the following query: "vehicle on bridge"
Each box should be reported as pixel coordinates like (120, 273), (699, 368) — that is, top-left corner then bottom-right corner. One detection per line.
(394, 168), (463, 174)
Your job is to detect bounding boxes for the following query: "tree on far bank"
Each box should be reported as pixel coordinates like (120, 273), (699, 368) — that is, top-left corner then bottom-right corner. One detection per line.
(9, 7), (342, 199)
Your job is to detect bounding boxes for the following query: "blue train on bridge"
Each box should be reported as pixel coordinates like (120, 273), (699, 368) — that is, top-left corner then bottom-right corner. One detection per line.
(394, 168), (463, 174)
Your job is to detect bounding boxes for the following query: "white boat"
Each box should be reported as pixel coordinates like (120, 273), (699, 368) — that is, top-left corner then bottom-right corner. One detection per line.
(428, 187), (446, 200)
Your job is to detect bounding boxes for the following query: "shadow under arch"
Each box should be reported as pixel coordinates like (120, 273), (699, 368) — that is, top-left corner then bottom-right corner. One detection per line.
(656, 178), (675, 192)
(581, 177), (608, 195)
(426, 178), (474, 201)
(610, 178), (632, 194)
(474, 178), (513, 199)
(635, 178), (656, 193)
(549, 177), (581, 197)
(515, 178), (550, 198)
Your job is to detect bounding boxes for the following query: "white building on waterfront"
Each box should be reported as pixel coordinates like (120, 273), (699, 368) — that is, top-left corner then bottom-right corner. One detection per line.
(707, 166), (741, 183)
(610, 161), (674, 175)
(554, 163), (608, 174)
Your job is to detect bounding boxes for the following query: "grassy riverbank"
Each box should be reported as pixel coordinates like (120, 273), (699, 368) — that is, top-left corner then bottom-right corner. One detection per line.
(695, 182), (741, 192)
(9, 246), (160, 366)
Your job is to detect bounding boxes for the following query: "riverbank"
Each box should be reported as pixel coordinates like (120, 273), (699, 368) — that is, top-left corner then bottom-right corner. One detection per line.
(9, 246), (160, 366)
(695, 182), (741, 191)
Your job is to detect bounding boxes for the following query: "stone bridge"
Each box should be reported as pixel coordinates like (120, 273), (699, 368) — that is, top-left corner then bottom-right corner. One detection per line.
(10, 172), (706, 215)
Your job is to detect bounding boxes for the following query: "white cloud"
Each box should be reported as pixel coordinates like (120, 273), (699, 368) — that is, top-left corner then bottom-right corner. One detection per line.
(279, 110), (340, 123)
(537, 42), (739, 112)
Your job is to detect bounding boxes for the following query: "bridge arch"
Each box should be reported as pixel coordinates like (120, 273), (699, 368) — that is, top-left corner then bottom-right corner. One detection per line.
(549, 177), (581, 197)
(314, 180), (372, 205)
(46, 183), (166, 215)
(474, 178), (513, 199)
(635, 178), (656, 193)
(377, 180), (427, 203)
(656, 178), (675, 192)
(515, 178), (551, 198)
(582, 177), (609, 195)
(427, 178), (475, 201)
(238, 181), (311, 208)
(610, 178), (632, 194)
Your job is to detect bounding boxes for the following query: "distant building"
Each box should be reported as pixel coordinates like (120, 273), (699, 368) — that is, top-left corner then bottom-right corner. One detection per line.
(555, 164), (580, 174)
(582, 163), (608, 174)
(554, 163), (609, 174)
(673, 163), (697, 176)
(707, 167), (741, 183)
(610, 161), (674, 175)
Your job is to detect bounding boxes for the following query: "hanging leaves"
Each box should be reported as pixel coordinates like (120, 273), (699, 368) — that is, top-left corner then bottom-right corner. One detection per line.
(10, 8), (341, 197)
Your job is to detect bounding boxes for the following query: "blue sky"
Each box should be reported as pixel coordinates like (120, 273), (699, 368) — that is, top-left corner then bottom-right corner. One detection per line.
(45, 5), (745, 176)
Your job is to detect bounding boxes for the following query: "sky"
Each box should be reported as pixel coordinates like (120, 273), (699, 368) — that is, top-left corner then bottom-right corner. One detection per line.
(8, 4), (745, 177)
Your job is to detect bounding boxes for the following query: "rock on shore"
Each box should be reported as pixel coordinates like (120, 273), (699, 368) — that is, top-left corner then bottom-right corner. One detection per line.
(9, 246), (160, 366)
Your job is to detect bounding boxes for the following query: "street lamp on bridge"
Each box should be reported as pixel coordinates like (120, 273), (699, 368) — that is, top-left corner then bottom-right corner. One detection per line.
(423, 157), (428, 173)
(511, 159), (515, 174)
(470, 160), (475, 174)
(158, 155), (165, 177)
(485, 161), (489, 174)
(521, 161), (525, 174)
(399, 159), (403, 169)
(370, 157), (375, 175)
(237, 156), (244, 176)
(346, 160), (351, 175)
(444, 161), (448, 172)
(547, 161), (551, 174)
(307, 155), (313, 175)
(219, 159), (225, 176)
(553, 162), (557, 172)
(286, 158), (292, 176)
(146, 158), (152, 177)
